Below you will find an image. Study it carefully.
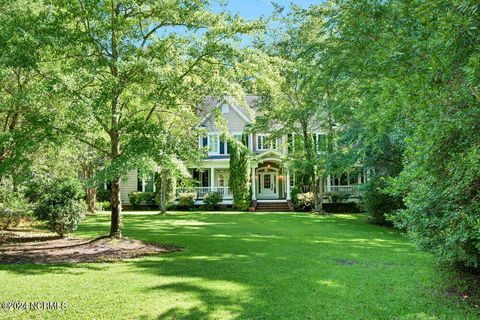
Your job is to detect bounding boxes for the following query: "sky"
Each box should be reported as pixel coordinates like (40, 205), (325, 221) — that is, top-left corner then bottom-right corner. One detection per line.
(213, 0), (323, 20)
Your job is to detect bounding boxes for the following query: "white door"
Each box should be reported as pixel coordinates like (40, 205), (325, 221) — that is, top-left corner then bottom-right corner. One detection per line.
(259, 172), (277, 199)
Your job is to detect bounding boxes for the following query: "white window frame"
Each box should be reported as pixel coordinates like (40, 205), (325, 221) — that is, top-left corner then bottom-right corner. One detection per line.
(257, 134), (276, 151)
(221, 104), (230, 114)
(208, 133), (220, 155)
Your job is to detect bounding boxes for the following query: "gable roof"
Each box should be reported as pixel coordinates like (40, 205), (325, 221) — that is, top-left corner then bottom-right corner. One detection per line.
(198, 96), (259, 125)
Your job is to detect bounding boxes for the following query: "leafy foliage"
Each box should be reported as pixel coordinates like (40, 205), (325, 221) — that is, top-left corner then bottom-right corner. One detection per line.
(361, 176), (403, 226)
(177, 193), (196, 210)
(203, 192), (223, 211)
(0, 182), (32, 229)
(312, 0), (480, 267)
(128, 192), (156, 209)
(34, 178), (86, 236)
(229, 139), (251, 211)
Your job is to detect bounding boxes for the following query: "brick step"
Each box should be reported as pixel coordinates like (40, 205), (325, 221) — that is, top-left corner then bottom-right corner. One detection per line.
(255, 202), (290, 212)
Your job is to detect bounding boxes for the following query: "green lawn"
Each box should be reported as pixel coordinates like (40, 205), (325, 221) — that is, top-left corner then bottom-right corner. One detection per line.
(0, 212), (478, 319)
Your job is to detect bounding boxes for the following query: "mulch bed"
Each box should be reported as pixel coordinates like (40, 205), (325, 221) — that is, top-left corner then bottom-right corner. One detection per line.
(0, 229), (182, 264)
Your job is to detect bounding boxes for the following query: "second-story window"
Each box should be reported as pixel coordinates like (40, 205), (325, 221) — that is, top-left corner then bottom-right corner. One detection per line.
(208, 133), (220, 154)
(257, 134), (276, 150)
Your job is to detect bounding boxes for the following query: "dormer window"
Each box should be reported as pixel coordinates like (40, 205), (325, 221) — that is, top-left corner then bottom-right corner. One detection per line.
(221, 104), (230, 114)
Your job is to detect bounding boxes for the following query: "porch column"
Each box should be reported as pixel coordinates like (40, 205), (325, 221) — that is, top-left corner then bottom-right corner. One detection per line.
(286, 168), (291, 200)
(251, 167), (256, 200)
(210, 167), (215, 192)
(327, 174), (331, 192)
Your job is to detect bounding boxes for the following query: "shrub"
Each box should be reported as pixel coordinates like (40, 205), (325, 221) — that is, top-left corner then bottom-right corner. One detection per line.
(0, 186), (32, 230)
(323, 202), (362, 213)
(97, 187), (112, 202)
(177, 192), (196, 210)
(295, 192), (315, 211)
(95, 201), (111, 211)
(291, 186), (300, 204)
(155, 173), (176, 212)
(361, 176), (403, 226)
(128, 192), (156, 209)
(203, 192), (222, 210)
(230, 141), (251, 211)
(34, 178), (87, 237)
(325, 192), (350, 204)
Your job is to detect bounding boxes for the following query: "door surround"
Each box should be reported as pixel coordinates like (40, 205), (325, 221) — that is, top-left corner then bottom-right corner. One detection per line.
(257, 167), (279, 199)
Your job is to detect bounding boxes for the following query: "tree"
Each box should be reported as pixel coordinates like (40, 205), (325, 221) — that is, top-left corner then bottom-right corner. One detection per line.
(316, 0), (480, 267)
(229, 136), (250, 210)
(0, 0), (61, 184)
(48, 0), (265, 237)
(253, 5), (338, 213)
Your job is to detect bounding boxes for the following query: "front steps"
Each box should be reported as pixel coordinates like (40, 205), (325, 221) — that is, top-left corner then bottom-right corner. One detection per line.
(255, 201), (291, 212)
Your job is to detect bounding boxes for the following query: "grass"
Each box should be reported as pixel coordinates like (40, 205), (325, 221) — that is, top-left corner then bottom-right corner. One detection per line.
(0, 211), (478, 319)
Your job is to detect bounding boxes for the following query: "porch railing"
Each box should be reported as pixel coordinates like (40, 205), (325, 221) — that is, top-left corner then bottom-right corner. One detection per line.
(327, 185), (362, 197)
(175, 187), (232, 199)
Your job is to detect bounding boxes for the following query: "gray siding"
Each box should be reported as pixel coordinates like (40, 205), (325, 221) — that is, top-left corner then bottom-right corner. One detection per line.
(120, 170), (138, 204)
(203, 105), (248, 133)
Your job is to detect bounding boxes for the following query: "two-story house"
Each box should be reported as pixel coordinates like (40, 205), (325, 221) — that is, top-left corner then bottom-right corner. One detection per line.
(118, 96), (371, 209)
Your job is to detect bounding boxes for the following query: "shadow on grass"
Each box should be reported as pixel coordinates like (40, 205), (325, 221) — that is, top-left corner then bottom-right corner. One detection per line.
(1, 212), (477, 319)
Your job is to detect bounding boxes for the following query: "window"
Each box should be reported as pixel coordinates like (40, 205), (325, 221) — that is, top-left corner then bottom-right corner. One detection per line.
(257, 134), (276, 151)
(137, 172), (155, 192)
(221, 104), (230, 114)
(208, 133), (220, 154)
(217, 172), (229, 187)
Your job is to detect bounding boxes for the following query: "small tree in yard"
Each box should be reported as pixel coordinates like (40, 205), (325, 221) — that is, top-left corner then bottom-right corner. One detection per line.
(35, 178), (87, 237)
(229, 138), (251, 210)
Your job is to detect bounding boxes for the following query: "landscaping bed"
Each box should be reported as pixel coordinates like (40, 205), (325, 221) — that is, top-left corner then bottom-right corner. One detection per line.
(0, 229), (181, 264)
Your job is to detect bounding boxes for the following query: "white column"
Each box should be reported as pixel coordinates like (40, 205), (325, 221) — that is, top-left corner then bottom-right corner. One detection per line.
(210, 167), (215, 192)
(327, 174), (331, 192)
(251, 167), (256, 200)
(286, 168), (291, 200)
(249, 133), (253, 151)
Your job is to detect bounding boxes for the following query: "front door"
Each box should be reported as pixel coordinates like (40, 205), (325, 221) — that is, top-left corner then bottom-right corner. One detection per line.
(259, 172), (277, 199)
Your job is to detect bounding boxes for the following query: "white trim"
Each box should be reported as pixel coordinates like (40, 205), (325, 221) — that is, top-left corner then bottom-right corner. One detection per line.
(199, 98), (251, 126)
(256, 134), (277, 151)
(257, 149), (285, 160)
(257, 199), (287, 203)
(207, 133), (220, 155)
(229, 103), (251, 123)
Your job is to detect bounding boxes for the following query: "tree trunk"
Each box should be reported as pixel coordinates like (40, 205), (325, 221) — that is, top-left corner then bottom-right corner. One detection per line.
(86, 187), (97, 213)
(315, 174), (324, 213)
(109, 1), (122, 237)
(110, 174), (122, 237)
(160, 170), (167, 214)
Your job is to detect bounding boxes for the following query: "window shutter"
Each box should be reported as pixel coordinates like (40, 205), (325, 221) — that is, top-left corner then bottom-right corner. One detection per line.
(220, 141), (225, 154)
(202, 137), (208, 147)
(137, 170), (143, 191)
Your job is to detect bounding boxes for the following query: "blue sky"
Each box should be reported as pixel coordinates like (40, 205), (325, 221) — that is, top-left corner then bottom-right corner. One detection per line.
(213, 0), (323, 20)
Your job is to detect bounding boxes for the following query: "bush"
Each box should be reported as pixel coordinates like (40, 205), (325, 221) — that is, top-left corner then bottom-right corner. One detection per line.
(177, 192), (196, 210)
(325, 192), (350, 204)
(128, 192), (156, 209)
(291, 186), (300, 204)
(203, 192), (222, 210)
(95, 201), (111, 211)
(97, 187), (112, 202)
(361, 176), (403, 226)
(295, 192), (315, 211)
(34, 178), (87, 237)
(0, 186), (32, 230)
(323, 202), (362, 213)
